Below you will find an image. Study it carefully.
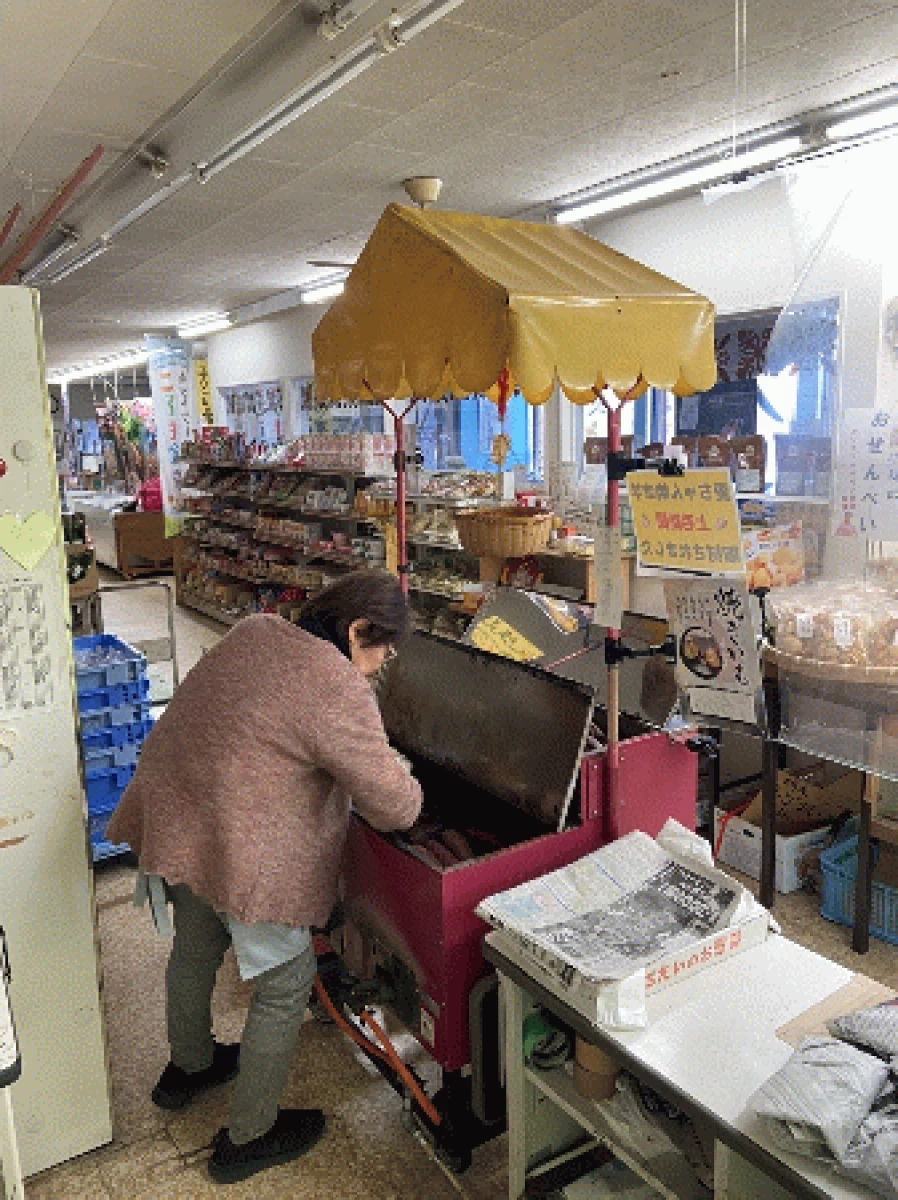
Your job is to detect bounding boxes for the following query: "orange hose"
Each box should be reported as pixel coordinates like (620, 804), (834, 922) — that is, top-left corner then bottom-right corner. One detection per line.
(360, 1008), (441, 1127)
(313, 976), (390, 1064)
(313, 976), (441, 1126)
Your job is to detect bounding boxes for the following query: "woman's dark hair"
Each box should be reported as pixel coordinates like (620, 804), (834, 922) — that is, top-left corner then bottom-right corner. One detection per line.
(297, 569), (410, 657)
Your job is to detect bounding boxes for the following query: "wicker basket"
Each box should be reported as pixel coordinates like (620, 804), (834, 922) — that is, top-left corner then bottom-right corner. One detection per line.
(455, 507), (553, 559)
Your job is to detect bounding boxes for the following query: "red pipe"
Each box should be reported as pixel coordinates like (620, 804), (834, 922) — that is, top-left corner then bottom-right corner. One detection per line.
(0, 145), (104, 284)
(0, 204), (22, 254)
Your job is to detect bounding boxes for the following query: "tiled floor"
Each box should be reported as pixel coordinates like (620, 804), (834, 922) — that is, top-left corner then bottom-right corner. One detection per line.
(22, 578), (898, 1196)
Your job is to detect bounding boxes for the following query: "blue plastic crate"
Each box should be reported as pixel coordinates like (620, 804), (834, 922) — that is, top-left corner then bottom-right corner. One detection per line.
(84, 764), (135, 811)
(78, 677), (151, 714)
(81, 717), (153, 752)
(80, 702), (152, 734)
(91, 838), (131, 863)
(83, 742), (141, 771)
(819, 834), (898, 946)
(73, 634), (147, 693)
(87, 802), (120, 843)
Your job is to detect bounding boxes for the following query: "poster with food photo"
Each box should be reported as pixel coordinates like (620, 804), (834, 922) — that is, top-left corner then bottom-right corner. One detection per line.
(743, 522), (804, 592)
(664, 578), (763, 727)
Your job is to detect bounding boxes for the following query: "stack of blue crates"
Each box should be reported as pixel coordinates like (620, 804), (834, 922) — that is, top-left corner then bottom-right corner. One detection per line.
(73, 634), (153, 862)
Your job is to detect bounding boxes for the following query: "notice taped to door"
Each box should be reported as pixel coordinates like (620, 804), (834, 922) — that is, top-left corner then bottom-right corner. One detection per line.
(0, 579), (55, 714)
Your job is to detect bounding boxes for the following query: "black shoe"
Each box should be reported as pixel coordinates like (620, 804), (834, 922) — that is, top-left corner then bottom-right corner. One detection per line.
(152, 1041), (240, 1111)
(208, 1108), (326, 1184)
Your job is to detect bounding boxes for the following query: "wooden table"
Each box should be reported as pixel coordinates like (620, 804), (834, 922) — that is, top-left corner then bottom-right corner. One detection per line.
(113, 512), (174, 579)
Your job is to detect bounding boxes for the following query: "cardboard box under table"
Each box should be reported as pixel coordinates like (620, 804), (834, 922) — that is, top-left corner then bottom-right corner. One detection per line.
(334, 631), (699, 1168)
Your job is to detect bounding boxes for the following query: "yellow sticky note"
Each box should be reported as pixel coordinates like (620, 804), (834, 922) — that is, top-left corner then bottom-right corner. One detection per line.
(0, 512), (57, 571)
(471, 616), (542, 663)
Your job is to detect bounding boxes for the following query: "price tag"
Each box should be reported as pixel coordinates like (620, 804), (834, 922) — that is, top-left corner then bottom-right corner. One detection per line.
(796, 613), (814, 639)
(592, 525), (624, 629)
(833, 615), (853, 649)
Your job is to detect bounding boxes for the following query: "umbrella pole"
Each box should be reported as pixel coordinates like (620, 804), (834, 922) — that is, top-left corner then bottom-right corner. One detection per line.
(605, 403), (622, 814)
(381, 400), (418, 596)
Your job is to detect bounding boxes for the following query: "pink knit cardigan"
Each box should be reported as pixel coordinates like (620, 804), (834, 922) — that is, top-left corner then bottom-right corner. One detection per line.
(106, 614), (422, 927)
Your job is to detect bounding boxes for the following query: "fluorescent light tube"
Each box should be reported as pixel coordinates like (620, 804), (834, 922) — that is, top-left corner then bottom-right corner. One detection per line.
(41, 239), (110, 284)
(176, 313), (232, 338)
(395, 0), (468, 39)
(48, 349), (149, 385)
(199, 44), (379, 181)
(300, 279), (345, 304)
(554, 134), (804, 223)
(21, 230), (80, 285)
(198, 0), (467, 182)
(827, 104), (898, 142)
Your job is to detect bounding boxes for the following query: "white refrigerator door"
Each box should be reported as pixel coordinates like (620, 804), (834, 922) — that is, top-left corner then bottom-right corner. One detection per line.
(0, 288), (111, 1174)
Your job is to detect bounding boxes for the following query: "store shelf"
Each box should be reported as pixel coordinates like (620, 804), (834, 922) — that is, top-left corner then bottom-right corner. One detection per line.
(185, 459), (390, 480)
(409, 581), (466, 600)
(191, 529), (373, 569)
(177, 594), (243, 626)
(407, 536), (466, 551)
(524, 1066), (706, 1200)
(737, 492), (831, 505)
(404, 494), (498, 507)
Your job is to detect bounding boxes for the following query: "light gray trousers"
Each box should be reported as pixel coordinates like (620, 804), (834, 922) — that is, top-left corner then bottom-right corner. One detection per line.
(165, 883), (317, 1144)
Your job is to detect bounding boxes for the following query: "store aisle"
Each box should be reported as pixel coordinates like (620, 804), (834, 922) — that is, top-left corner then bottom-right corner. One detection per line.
(24, 585), (898, 1197)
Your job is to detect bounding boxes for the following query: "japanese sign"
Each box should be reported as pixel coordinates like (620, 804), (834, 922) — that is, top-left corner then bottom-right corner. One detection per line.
(628, 468), (744, 577)
(470, 616), (542, 663)
(664, 577), (762, 727)
(147, 338), (196, 536)
(834, 408), (898, 541)
(192, 357), (213, 425)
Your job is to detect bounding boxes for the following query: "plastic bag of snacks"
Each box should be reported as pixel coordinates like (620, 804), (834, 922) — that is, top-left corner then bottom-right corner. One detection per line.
(768, 580), (898, 668)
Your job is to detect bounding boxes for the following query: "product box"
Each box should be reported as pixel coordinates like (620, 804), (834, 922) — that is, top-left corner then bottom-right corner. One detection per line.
(713, 808), (831, 894)
(742, 521), (804, 592)
(731, 435), (766, 493)
(740, 765), (864, 833)
(489, 909), (771, 1029)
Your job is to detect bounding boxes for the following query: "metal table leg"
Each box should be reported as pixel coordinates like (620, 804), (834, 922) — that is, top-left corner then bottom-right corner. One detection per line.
(853, 779), (875, 955)
(760, 736), (779, 910)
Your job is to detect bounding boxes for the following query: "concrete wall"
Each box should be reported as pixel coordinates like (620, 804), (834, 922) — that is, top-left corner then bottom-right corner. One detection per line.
(206, 305), (320, 399)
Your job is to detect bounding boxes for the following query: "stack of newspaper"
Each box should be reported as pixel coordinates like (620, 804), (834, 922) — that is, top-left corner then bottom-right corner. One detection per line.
(478, 820), (772, 1029)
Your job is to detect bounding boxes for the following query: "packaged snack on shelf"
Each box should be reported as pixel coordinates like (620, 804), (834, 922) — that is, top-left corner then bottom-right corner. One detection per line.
(731, 435), (765, 492)
(743, 522), (804, 591)
(768, 579), (898, 668)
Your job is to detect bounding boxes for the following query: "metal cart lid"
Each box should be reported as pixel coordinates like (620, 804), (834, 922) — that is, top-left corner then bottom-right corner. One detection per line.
(379, 631), (595, 830)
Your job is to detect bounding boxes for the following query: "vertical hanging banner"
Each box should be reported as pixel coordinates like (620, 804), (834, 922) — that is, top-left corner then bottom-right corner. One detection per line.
(192, 357), (214, 425)
(146, 337), (196, 536)
(833, 407), (898, 541)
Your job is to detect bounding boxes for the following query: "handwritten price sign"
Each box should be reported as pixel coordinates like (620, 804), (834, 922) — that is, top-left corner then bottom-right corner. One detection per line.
(627, 467), (745, 577)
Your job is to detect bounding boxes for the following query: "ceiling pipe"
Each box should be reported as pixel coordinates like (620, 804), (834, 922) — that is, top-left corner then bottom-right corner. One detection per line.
(0, 204), (22, 254)
(0, 145), (104, 284)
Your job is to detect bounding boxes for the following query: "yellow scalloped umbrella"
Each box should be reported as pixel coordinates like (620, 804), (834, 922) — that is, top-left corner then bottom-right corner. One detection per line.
(313, 203), (716, 407)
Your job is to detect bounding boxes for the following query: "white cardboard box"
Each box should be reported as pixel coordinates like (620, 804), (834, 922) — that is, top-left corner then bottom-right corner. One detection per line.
(713, 808), (831, 894)
(491, 909), (771, 1029)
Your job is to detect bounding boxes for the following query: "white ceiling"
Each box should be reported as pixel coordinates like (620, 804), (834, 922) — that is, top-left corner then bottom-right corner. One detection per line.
(1, 0), (897, 369)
